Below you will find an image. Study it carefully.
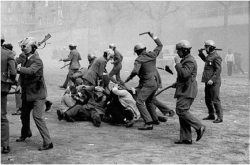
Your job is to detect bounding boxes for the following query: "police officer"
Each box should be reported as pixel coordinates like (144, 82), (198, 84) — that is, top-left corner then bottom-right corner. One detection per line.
(82, 49), (114, 87)
(59, 43), (82, 89)
(16, 37), (53, 151)
(124, 32), (162, 130)
(108, 43), (125, 86)
(173, 40), (206, 144)
(1, 33), (17, 153)
(198, 40), (223, 123)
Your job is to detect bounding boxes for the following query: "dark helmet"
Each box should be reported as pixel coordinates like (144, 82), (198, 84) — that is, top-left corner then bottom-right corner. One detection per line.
(134, 43), (146, 52)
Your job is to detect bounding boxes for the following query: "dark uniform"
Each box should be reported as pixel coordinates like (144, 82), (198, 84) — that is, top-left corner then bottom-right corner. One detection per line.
(109, 49), (124, 85)
(82, 56), (108, 86)
(125, 38), (163, 125)
(1, 46), (16, 151)
(199, 51), (223, 121)
(174, 54), (203, 142)
(61, 49), (82, 88)
(17, 51), (52, 147)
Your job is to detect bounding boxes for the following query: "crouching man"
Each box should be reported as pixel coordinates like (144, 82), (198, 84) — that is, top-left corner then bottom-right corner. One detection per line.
(57, 85), (107, 127)
(105, 84), (140, 127)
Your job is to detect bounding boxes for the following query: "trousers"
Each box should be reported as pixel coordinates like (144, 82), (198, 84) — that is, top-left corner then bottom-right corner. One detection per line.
(205, 83), (223, 119)
(20, 98), (52, 146)
(136, 86), (158, 124)
(176, 96), (202, 141)
(152, 95), (172, 115)
(62, 69), (78, 88)
(1, 92), (9, 147)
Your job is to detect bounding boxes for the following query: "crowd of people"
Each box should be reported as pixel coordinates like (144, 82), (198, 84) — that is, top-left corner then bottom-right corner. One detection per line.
(2, 31), (229, 154)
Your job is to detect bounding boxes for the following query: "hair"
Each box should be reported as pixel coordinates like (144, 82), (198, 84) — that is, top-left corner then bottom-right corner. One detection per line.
(69, 45), (76, 50)
(69, 85), (77, 95)
(1, 39), (4, 46)
(3, 43), (13, 51)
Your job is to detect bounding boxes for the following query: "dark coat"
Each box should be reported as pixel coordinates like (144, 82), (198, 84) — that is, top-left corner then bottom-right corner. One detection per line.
(174, 54), (198, 99)
(82, 56), (108, 86)
(1, 47), (16, 93)
(126, 38), (163, 88)
(63, 49), (82, 70)
(112, 49), (123, 68)
(18, 52), (47, 101)
(199, 51), (222, 84)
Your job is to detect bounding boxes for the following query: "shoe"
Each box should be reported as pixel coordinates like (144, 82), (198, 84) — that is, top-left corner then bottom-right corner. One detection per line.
(16, 133), (32, 142)
(138, 124), (153, 130)
(169, 110), (175, 117)
(196, 125), (206, 141)
(2, 146), (10, 154)
(203, 115), (215, 120)
(38, 143), (53, 151)
(57, 110), (63, 121)
(174, 140), (192, 144)
(59, 86), (66, 89)
(65, 115), (75, 122)
(213, 118), (223, 123)
(158, 116), (168, 122)
(12, 109), (21, 115)
(93, 116), (101, 127)
(45, 101), (53, 112)
(151, 120), (160, 125)
(126, 120), (134, 128)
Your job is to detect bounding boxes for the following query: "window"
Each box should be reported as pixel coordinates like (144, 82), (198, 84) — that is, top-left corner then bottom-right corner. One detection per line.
(207, 10), (218, 18)
(196, 11), (207, 19)
(231, 7), (244, 15)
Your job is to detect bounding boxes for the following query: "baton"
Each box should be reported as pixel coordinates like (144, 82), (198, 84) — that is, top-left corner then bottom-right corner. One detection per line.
(61, 63), (70, 69)
(157, 66), (173, 75)
(200, 48), (222, 51)
(155, 85), (173, 96)
(139, 32), (150, 36)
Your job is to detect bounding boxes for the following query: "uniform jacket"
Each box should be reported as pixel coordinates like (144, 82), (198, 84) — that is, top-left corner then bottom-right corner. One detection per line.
(174, 54), (198, 99)
(127, 38), (163, 88)
(1, 47), (16, 93)
(82, 56), (107, 86)
(199, 51), (222, 84)
(18, 52), (47, 101)
(63, 49), (82, 70)
(112, 49), (123, 68)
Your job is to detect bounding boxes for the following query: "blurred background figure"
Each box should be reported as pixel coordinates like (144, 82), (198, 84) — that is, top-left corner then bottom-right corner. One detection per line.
(225, 49), (235, 76)
(234, 52), (245, 75)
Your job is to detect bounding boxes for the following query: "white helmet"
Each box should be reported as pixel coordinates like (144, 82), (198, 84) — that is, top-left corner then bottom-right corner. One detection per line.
(204, 40), (216, 48)
(109, 43), (116, 49)
(176, 40), (192, 50)
(104, 48), (114, 56)
(69, 43), (75, 47)
(18, 37), (38, 48)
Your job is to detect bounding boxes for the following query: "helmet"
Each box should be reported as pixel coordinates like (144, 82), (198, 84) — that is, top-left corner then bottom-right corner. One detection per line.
(109, 43), (116, 49)
(1, 33), (5, 41)
(18, 37), (37, 48)
(69, 43), (75, 47)
(87, 53), (96, 60)
(176, 40), (192, 50)
(204, 40), (216, 48)
(104, 48), (114, 56)
(134, 43), (146, 52)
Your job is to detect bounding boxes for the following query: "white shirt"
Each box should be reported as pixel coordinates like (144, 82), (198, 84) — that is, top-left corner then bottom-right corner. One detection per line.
(225, 53), (235, 63)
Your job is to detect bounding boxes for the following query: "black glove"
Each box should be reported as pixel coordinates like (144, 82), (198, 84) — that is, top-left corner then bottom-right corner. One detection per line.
(165, 65), (173, 75)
